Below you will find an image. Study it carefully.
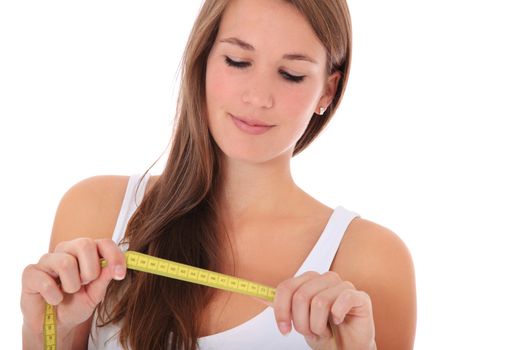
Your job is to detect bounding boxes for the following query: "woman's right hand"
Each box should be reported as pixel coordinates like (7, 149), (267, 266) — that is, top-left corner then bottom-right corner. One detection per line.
(21, 238), (127, 335)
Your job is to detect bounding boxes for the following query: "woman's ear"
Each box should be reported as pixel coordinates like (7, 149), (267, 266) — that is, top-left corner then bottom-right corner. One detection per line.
(316, 70), (341, 115)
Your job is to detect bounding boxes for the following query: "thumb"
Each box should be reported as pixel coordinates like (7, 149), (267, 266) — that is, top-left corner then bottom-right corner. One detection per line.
(305, 322), (336, 350)
(85, 264), (125, 305)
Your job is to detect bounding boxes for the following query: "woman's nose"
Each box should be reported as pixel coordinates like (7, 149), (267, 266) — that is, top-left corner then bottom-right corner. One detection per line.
(241, 73), (274, 109)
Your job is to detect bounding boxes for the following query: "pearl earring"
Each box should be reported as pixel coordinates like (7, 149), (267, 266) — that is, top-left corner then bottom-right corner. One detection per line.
(319, 107), (326, 115)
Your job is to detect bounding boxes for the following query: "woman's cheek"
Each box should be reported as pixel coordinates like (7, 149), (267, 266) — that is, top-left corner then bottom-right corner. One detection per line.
(206, 64), (229, 105)
(279, 84), (318, 123)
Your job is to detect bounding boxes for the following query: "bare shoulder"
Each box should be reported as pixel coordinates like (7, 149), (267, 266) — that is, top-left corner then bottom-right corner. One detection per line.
(332, 217), (414, 276)
(48, 175), (131, 252)
(331, 217), (417, 349)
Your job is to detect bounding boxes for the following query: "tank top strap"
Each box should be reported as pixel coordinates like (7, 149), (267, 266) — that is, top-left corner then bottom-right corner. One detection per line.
(111, 173), (151, 247)
(294, 206), (360, 276)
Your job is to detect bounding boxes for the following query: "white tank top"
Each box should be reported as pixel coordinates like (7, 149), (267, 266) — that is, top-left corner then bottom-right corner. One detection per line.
(88, 174), (360, 350)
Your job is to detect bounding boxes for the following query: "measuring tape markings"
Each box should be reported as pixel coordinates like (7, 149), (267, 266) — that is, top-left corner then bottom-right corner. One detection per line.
(44, 303), (56, 349)
(43, 250), (276, 349)
(125, 251), (276, 301)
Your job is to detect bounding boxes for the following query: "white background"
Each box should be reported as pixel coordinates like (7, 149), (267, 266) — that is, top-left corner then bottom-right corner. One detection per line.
(2, 1), (524, 349)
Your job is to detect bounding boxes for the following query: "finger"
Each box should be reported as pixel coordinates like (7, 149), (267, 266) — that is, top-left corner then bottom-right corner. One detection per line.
(331, 288), (372, 322)
(291, 271), (341, 337)
(273, 271), (320, 335)
(22, 264), (64, 305)
(82, 239), (127, 304)
(309, 283), (351, 337)
(54, 238), (101, 285)
(38, 252), (81, 294)
(94, 238), (127, 280)
(21, 264), (64, 333)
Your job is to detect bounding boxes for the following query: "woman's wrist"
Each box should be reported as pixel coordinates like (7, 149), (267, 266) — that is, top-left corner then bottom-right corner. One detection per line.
(22, 323), (44, 350)
(22, 322), (76, 350)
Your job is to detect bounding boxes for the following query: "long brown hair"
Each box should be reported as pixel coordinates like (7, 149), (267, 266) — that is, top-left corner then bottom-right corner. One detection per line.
(95, 0), (352, 349)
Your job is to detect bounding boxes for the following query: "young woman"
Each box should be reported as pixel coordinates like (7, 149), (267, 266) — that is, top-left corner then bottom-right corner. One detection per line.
(21, 0), (416, 349)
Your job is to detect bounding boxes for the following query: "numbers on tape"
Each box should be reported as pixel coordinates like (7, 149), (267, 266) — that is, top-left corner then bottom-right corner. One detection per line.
(125, 251), (276, 301)
(43, 303), (56, 349)
(44, 250), (276, 349)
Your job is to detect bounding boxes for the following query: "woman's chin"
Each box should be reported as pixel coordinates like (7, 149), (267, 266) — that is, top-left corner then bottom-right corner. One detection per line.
(218, 145), (292, 166)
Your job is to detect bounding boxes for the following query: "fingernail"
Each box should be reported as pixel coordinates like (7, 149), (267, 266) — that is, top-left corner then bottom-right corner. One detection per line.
(278, 322), (291, 335)
(114, 265), (126, 280)
(333, 317), (343, 325)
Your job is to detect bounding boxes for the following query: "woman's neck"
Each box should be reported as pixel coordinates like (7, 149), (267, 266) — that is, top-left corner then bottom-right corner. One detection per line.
(218, 155), (302, 227)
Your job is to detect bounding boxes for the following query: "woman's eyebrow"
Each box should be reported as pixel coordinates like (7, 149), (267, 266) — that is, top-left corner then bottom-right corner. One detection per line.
(218, 37), (318, 64)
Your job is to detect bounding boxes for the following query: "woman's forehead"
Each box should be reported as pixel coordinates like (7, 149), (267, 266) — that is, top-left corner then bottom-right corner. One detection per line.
(217, 0), (326, 61)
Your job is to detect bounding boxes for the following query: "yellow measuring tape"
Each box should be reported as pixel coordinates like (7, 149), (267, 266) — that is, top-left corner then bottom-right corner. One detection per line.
(43, 250), (276, 349)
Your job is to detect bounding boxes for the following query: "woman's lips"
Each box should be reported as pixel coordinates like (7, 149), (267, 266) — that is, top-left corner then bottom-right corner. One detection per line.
(230, 114), (275, 135)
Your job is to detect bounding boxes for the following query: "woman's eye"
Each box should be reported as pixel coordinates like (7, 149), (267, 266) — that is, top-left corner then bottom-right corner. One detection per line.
(279, 70), (305, 83)
(224, 56), (305, 84)
(224, 56), (250, 69)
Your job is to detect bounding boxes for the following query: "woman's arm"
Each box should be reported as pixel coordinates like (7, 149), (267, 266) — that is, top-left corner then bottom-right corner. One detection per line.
(332, 218), (417, 349)
(22, 176), (127, 350)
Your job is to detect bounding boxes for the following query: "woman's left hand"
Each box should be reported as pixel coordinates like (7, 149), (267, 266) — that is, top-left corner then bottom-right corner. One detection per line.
(272, 271), (376, 350)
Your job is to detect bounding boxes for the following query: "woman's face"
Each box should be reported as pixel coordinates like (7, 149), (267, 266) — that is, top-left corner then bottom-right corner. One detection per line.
(205, 0), (339, 164)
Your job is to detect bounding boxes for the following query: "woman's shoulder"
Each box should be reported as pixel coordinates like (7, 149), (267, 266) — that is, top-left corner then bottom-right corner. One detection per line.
(332, 215), (415, 291)
(48, 175), (149, 251)
(59, 174), (160, 208)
